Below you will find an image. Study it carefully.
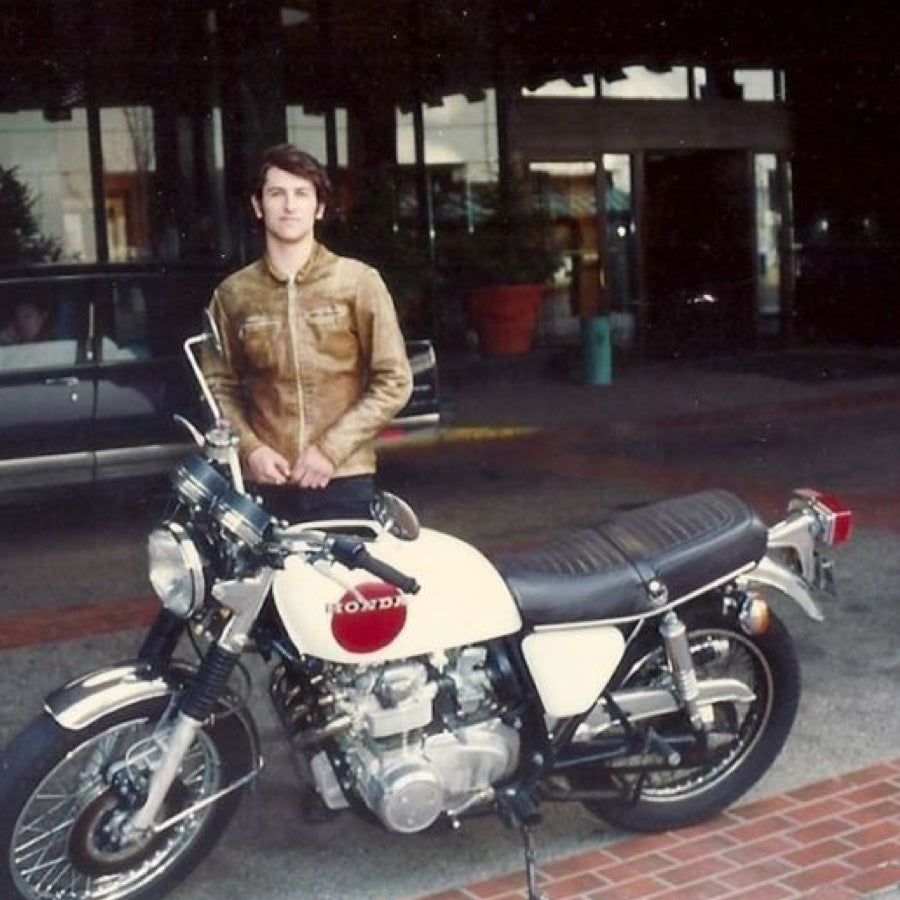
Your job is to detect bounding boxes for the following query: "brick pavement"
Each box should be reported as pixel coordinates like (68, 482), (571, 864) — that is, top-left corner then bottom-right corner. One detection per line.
(416, 759), (900, 900)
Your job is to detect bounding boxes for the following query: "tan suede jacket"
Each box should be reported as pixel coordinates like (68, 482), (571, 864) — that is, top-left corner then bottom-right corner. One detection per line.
(203, 244), (413, 478)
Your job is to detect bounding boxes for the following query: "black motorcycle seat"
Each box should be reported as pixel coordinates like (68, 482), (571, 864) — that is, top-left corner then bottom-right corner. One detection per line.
(491, 490), (768, 626)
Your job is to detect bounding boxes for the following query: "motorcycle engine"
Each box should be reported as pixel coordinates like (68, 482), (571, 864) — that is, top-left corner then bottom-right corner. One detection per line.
(304, 648), (520, 833)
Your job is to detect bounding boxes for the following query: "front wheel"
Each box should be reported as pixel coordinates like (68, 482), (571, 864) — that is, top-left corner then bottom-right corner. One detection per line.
(580, 599), (801, 832)
(0, 695), (254, 900)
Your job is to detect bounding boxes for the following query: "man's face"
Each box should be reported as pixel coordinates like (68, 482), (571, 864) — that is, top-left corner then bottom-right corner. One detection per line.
(252, 166), (324, 246)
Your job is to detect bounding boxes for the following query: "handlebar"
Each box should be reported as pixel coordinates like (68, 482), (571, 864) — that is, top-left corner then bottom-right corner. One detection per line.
(271, 528), (420, 595)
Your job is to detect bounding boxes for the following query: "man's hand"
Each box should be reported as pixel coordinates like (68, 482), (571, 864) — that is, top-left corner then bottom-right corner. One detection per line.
(290, 445), (335, 489)
(247, 445), (291, 484)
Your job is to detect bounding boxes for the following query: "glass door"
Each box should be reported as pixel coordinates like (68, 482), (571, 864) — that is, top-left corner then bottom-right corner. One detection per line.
(528, 158), (637, 350)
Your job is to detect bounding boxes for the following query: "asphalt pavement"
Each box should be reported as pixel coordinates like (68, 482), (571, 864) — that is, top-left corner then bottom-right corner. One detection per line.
(1, 341), (899, 898)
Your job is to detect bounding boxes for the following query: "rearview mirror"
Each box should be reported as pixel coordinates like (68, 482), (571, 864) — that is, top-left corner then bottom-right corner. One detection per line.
(371, 491), (421, 541)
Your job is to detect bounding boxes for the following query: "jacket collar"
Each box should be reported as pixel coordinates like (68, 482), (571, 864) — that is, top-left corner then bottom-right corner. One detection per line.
(263, 241), (326, 284)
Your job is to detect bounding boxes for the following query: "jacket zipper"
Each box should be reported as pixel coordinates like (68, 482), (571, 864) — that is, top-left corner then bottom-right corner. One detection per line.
(287, 276), (306, 456)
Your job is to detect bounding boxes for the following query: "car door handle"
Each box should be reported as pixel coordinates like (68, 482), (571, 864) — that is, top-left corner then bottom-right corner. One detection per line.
(43, 376), (80, 387)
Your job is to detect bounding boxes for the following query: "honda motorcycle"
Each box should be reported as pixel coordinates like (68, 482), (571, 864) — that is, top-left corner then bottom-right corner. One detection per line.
(0, 321), (853, 900)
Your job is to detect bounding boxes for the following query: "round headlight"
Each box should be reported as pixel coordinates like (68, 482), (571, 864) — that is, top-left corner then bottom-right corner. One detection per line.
(148, 523), (204, 617)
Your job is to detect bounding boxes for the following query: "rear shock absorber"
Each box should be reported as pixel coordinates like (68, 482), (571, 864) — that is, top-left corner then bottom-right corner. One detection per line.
(658, 612), (707, 732)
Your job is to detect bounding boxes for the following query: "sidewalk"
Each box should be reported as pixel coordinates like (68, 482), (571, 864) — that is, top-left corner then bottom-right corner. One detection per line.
(416, 757), (900, 899)
(435, 343), (900, 435)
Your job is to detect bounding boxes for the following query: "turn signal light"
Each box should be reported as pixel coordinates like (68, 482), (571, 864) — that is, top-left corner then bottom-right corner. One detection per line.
(792, 488), (854, 546)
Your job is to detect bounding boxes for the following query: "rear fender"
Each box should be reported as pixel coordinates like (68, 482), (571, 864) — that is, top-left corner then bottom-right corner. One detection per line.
(737, 555), (824, 622)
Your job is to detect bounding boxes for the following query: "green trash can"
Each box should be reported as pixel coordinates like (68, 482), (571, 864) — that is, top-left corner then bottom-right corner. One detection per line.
(581, 315), (612, 385)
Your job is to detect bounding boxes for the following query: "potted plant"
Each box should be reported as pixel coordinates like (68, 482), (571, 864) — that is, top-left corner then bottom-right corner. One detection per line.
(441, 181), (561, 356)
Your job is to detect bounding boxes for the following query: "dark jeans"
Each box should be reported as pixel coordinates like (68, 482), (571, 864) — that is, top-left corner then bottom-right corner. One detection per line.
(252, 475), (375, 524)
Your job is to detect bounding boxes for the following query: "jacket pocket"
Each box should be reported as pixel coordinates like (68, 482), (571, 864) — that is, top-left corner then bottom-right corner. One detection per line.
(302, 304), (355, 359)
(239, 316), (282, 371)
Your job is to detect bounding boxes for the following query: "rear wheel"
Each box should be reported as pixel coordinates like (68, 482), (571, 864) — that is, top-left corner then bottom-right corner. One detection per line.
(0, 695), (254, 900)
(580, 599), (800, 832)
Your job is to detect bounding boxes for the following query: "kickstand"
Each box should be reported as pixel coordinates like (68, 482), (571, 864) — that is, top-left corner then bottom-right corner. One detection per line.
(520, 822), (548, 900)
(497, 787), (548, 900)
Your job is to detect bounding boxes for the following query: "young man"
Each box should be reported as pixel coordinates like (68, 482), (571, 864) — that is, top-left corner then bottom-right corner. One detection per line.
(203, 143), (413, 522)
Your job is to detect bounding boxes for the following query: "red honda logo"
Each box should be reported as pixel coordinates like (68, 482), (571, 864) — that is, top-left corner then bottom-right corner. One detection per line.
(329, 582), (408, 653)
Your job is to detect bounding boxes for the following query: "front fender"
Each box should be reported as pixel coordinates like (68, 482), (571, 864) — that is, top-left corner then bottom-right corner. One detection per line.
(46, 660), (198, 731)
(737, 555), (824, 622)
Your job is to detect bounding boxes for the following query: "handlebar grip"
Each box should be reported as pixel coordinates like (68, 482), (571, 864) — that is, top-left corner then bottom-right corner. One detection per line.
(355, 548), (421, 595)
(329, 536), (420, 594)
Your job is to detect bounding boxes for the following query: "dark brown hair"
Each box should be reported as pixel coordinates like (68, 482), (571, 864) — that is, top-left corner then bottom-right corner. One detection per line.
(254, 143), (332, 207)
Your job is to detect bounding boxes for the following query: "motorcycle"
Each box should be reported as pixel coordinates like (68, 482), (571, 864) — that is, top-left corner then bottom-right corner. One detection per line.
(0, 319), (853, 900)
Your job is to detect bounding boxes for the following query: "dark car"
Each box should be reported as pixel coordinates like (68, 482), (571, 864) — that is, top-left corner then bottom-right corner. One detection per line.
(0, 265), (440, 504)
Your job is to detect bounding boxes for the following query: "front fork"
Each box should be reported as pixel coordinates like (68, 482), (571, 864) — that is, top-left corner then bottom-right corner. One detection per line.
(124, 604), (256, 838)
(137, 609), (187, 673)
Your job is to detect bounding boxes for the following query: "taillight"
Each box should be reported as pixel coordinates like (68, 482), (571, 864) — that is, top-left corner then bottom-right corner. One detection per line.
(792, 488), (854, 545)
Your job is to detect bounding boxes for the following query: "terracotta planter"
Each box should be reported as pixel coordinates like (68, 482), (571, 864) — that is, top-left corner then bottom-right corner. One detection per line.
(468, 283), (545, 356)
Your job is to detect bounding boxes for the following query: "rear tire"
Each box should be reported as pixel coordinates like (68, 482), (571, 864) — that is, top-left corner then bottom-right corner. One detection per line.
(580, 599), (800, 832)
(0, 695), (254, 900)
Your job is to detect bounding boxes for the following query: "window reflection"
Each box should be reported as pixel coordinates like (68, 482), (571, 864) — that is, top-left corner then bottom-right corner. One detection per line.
(754, 154), (782, 334)
(100, 107), (155, 262)
(396, 90), (499, 230)
(0, 109), (93, 263)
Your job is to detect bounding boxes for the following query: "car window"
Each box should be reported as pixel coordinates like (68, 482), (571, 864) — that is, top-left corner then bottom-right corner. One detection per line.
(103, 275), (208, 362)
(0, 284), (86, 372)
(103, 281), (154, 361)
(0, 339), (80, 371)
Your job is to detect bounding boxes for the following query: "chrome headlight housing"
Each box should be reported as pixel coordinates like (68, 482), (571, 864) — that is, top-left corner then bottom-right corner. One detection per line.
(148, 523), (205, 617)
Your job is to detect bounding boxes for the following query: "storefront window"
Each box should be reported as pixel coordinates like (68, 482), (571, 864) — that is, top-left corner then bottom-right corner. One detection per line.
(601, 67), (690, 99)
(528, 161), (597, 344)
(603, 154), (636, 347)
(396, 90), (499, 230)
(0, 109), (94, 264)
(286, 106), (349, 167)
(755, 153), (782, 334)
(735, 70), (782, 101)
(522, 75), (596, 98)
(693, 68), (783, 101)
(100, 107), (156, 262)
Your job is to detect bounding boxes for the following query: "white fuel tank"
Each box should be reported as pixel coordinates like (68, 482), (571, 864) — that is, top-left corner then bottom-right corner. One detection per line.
(273, 526), (522, 664)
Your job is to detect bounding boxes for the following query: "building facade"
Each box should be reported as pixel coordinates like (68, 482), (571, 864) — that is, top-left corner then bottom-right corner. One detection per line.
(1, 0), (897, 351)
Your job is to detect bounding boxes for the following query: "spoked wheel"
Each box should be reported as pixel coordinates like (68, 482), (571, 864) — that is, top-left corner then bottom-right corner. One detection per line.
(0, 696), (253, 900)
(580, 599), (800, 832)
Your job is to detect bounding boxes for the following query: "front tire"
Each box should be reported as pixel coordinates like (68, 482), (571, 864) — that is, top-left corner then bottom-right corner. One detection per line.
(0, 695), (254, 900)
(580, 599), (801, 832)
